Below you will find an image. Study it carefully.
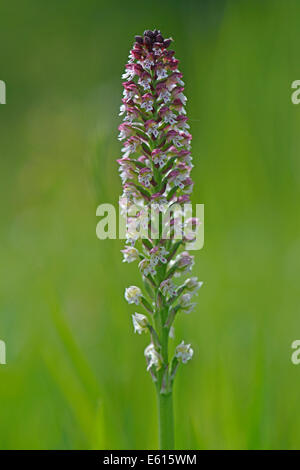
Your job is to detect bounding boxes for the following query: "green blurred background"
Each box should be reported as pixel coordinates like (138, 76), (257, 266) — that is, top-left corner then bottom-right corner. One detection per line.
(0, 0), (300, 449)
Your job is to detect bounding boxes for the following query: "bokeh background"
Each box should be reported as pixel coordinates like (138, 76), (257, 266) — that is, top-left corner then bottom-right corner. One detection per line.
(0, 0), (300, 450)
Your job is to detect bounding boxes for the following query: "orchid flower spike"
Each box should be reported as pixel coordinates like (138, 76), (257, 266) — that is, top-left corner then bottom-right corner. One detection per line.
(118, 29), (204, 450)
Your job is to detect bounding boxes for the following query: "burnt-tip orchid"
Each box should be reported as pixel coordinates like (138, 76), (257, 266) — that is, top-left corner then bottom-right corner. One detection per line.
(118, 29), (203, 450)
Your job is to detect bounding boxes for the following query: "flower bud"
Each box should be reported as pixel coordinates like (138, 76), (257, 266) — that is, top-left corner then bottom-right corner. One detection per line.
(179, 293), (192, 307)
(125, 286), (142, 305)
(178, 293), (197, 313)
(144, 343), (162, 371)
(175, 341), (194, 363)
(163, 38), (172, 48)
(184, 277), (203, 293)
(179, 294), (196, 314)
(132, 313), (148, 334)
(176, 251), (194, 271)
(121, 247), (139, 263)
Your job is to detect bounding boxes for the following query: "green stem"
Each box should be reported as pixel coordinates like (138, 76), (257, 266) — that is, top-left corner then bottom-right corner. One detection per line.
(155, 310), (175, 450)
(156, 389), (174, 450)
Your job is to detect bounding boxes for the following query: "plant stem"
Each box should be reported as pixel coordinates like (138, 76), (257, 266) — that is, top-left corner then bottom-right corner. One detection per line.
(155, 307), (175, 450)
(157, 389), (174, 450)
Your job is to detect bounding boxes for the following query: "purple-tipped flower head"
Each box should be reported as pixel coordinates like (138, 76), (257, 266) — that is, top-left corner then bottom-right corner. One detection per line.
(118, 29), (193, 206)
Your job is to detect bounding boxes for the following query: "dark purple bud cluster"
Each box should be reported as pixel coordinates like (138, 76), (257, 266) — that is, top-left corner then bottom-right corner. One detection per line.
(135, 29), (173, 51)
